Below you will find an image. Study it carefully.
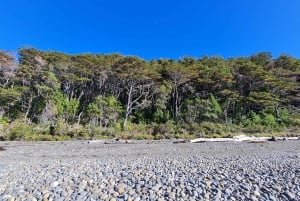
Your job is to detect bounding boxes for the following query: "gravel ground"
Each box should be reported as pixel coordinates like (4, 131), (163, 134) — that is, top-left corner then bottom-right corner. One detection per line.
(0, 140), (299, 201)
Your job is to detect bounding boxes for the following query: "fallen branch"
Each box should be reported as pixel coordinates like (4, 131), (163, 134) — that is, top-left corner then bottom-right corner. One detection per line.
(190, 135), (300, 143)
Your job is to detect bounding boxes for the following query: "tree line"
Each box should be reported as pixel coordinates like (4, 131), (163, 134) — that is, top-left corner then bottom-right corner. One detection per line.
(0, 48), (300, 140)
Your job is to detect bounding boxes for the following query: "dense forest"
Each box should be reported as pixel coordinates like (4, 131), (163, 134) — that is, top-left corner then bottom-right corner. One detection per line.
(0, 48), (300, 140)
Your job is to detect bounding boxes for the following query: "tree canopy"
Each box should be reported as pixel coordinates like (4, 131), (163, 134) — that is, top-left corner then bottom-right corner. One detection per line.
(0, 48), (300, 140)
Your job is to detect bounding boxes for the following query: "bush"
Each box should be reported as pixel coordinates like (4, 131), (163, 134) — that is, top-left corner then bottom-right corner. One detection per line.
(132, 133), (154, 140)
(261, 113), (277, 128)
(152, 121), (176, 139)
(23, 134), (71, 141)
(0, 118), (9, 140)
(100, 127), (117, 137)
(198, 122), (228, 138)
(242, 124), (266, 134)
(115, 123), (152, 140)
(6, 120), (33, 140)
(181, 123), (203, 137)
(67, 125), (89, 139)
(55, 120), (89, 139)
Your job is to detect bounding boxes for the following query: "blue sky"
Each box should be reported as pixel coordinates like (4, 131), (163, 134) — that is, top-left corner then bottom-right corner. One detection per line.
(1, 0), (300, 60)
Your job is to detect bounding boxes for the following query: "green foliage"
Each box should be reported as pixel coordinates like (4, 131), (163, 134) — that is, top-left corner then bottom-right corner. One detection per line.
(198, 122), (227, 137)
(249, 111), (261, 125)
(6, 120), (33, 140)
(24, 134), (71, 141)
(261, 113), (276, 128)
(250, 52), (272, 66)
(0, 118), (9, 140)
(152, 120), (176, 139)
(0, 48), (300, 140)
(153, 84), (171, 123)
(64, 99), (80, 121)
(278, 108), (297, 126)
(210, 94), (222, 114)
(117, 124), (155, 140)
(52, 91), (67, 116)
(87, 95), (123, 127)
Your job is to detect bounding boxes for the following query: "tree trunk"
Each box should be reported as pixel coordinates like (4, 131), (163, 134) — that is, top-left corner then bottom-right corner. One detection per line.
(123, 83), (133, 130)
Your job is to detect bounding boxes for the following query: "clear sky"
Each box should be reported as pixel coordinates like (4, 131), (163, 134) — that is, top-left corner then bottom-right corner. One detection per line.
(1, 0), (300, 60)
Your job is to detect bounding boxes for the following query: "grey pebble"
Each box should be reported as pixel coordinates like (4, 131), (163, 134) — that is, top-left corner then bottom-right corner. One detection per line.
(0, 141), (299, 201)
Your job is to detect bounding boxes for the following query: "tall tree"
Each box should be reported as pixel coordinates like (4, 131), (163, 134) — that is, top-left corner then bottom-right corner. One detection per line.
(0, 51), (20, 118)
(112, 56), (157, 130)
(159, 59), (198, 122)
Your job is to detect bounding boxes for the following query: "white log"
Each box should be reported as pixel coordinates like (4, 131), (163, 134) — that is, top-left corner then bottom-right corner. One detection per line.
(190, 135), (299, 143)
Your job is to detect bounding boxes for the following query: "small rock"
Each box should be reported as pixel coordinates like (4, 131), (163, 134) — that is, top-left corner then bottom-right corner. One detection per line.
(78, 180), (87, 190)
(151, 185), (160, 191)
(51, 181), (59, 188)
(250, 195), (258, 201)
(271, 185), (281, 192)
(112, 191), (119, 197)
(235, 176), (243, 182)
(118, 187), (125, 195)
(269, 194), (277, 201)
(133, 197), (141, 201)
(128, 189), (135, 196)
(239, 183), (249, 191)
(169, 192), (176, 199)
(253, 191), (260, 197)
(284, 191), (296, 200)
(99, 194), (109, 200)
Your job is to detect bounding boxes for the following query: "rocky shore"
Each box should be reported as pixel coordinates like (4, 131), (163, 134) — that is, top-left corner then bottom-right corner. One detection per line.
(0, 140), (299, 201)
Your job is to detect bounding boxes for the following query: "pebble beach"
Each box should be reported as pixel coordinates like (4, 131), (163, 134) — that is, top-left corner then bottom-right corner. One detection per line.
(0, 140), (299, 201)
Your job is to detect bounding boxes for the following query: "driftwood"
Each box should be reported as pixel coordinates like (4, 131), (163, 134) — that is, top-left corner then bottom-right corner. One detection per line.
(276, 137), (299, 141)
(104, 139), (135, 144)
(190, 135), (300, 143)
(173, 139), (189, 144)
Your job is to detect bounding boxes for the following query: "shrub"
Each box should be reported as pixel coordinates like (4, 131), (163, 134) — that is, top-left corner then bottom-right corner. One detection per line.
(198, 122), (228, 138)
(242, 124), (266, 134)
(54, 120), (89, 139)
(261, 113), (277, 128)
(0, 118), (9, 140)
(132, 133), (154, 140)
(100, 127), (117, 137)
(181, 123), (203, 138)
(6, 120), (33, 140)
(152, 121), (176, 139)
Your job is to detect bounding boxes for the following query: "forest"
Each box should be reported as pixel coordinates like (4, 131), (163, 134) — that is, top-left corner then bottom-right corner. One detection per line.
(0, 48), (300, 140)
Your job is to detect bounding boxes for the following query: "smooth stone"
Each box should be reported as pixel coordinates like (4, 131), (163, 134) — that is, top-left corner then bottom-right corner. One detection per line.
(284, 191), (296, 200)
(99, 194), (109, 200)
(235, 176), (243, 182)
(112, 191), (119, 197)
(51, 182), (59, 188)
(268, 194), (277, 201)
(79, 181), (87, 189)
(250, 195), (258, 201)
(128, 189), (135, 196)
(133, 197), (141, 201)
(117, 188), (125, 195)
(239, 184), (250, 191)
(272, 185), (281, 192)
